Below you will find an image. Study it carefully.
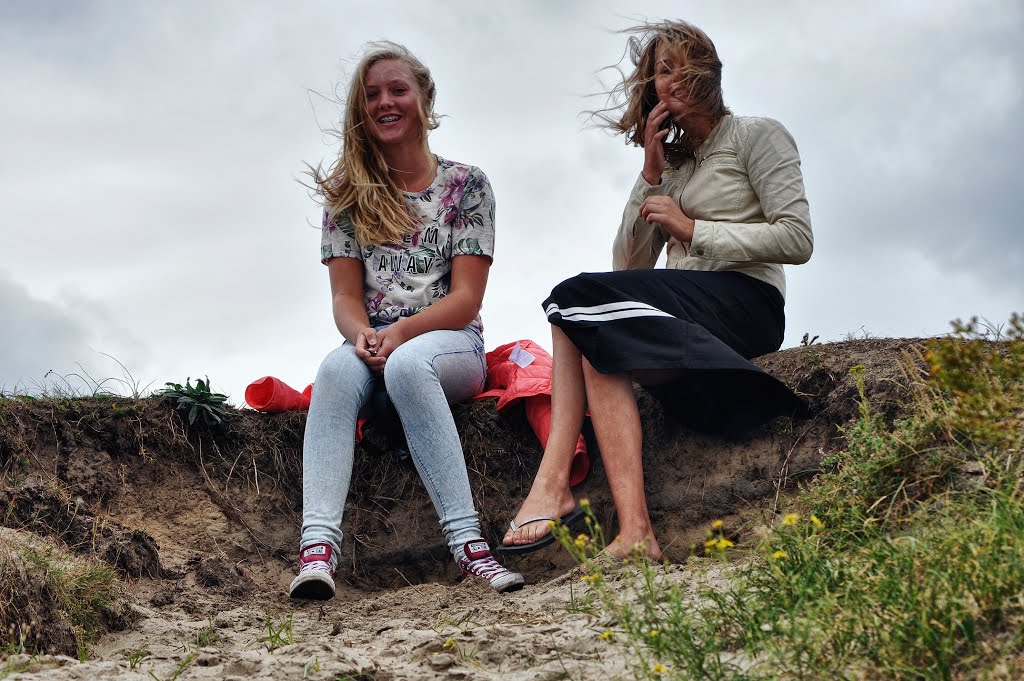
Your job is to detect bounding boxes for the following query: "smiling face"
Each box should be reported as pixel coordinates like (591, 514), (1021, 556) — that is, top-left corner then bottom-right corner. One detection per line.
(363, 58), (424, 147)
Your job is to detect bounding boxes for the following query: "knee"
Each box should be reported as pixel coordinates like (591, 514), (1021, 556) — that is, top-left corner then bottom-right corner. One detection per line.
(315, 345), (367, 389)
(383, 345), (435, 391)
(549, 272), (593, 301)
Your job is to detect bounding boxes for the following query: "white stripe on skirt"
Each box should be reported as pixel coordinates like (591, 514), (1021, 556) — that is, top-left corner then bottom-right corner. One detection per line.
(545, 301), (675, 322)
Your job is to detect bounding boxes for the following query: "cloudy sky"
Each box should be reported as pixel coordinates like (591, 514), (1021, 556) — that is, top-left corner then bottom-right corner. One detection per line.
(2, 1), (1021, 402)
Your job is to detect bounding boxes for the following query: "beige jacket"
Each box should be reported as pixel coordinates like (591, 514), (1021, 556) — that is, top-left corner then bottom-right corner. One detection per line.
(611, 114), (813, 299)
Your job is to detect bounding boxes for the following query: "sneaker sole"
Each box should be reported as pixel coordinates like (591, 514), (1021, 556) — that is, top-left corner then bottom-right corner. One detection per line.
(289, 571), (335, 600)
(490, 572), (525, 594)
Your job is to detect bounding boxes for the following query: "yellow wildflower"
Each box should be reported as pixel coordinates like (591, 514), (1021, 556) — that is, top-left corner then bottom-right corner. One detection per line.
(599, 630), (614, 641)
(574, 538), (587, 549)
(711, 519), (723, 530)
(782, 513), (800, 526)
(652, 663), (666, 674)
(810, 514), (823, 529)
(772, 550), (787, 560)
(715, 538), (735, 551)
(647, 629), (660, 638)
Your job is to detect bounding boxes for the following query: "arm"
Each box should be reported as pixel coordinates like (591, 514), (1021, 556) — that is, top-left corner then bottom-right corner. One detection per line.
(327, 256), (386, 371)
(374, 255), (491, 357)
(612, 174), (670, 271)
(327, 257), (370, 344)
(612, 101), (676, 271)
(688, 119), (813, 264)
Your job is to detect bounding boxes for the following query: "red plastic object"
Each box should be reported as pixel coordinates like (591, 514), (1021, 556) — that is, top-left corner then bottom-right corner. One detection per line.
(245, 376), (311, 412)
(523, 394), (590, 487)
(476, 340), (591, 487)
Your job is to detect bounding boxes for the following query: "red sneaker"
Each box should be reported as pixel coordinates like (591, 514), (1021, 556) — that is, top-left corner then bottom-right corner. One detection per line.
(458, 540), (525, 593)
(289, 543), (336, 600)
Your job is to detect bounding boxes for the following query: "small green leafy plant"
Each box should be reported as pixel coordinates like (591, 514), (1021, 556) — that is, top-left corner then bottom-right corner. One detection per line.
(155, 377), (229, 426)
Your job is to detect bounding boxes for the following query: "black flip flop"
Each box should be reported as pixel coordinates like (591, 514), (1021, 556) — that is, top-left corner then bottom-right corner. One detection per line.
(495, 507), (586, 556)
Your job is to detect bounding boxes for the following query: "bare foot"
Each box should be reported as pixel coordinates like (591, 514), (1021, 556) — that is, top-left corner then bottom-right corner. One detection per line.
(606, 532), (662, 561)
(502, 486), (577, 547)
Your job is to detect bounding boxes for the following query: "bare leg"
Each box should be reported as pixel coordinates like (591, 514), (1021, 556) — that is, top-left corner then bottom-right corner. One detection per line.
(503, 325), (586, 546)
(582, 359), (662, 560)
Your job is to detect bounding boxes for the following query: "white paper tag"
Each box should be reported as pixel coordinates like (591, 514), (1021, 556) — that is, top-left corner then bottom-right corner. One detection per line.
(509, 342), (536, 369)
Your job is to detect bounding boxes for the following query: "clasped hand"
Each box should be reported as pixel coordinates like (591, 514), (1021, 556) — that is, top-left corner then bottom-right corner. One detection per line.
(354, 325), (409, 373)
(639, 195), (695, 244)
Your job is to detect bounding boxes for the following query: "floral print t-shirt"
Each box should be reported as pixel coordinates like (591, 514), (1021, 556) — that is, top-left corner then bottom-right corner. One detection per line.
(321, 156), (495, 331)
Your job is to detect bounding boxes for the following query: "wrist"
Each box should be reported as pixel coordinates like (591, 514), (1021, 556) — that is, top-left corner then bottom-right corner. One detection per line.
(642, 169), (662, 186)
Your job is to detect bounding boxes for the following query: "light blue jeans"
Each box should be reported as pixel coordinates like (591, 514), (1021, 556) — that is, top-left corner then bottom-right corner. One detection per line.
(300, 325), (487, 560)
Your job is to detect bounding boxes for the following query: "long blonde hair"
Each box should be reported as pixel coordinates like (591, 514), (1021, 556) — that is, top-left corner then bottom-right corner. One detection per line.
(596, 21), (730, 164)
(311, 42), (440, 245)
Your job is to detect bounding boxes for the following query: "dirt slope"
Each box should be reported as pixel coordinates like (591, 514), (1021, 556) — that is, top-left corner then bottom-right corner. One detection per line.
(0, 338), (923, 679)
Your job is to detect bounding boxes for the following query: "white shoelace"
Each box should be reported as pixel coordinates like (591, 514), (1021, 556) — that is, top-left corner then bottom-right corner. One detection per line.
(463, 556), (509, 580)
(299, 560), (333, 575)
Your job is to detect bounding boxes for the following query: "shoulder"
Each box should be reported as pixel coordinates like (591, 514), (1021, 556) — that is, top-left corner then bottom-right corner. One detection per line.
(733, 116), (798, 152)
(437, 156), (489, 179)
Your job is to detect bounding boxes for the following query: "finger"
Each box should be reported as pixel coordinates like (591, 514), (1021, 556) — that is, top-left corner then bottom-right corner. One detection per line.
(647, 107), (669, 129)
(645, 211), (678, 227)
(375, 337), (395, 360)
(361, 353), (386, 369)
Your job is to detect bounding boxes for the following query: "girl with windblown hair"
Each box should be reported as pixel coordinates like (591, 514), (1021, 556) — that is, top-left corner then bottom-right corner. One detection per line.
(290, 42), (523, 599)
(501, 21), (813, 560)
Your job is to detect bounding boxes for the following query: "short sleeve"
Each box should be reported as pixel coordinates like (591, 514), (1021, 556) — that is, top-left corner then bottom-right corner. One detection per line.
(320, 207), (363, 264)
(451, 167), (496, 259)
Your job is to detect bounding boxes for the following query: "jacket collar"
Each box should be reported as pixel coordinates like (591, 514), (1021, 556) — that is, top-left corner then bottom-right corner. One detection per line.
(695, 114), (733, 157)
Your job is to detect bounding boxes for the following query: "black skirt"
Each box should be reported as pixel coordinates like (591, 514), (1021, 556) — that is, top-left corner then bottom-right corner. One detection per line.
(542, 269), (806, 432)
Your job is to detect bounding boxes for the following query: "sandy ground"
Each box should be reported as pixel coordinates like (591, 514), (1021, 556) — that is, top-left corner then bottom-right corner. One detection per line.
(4, 557), (728, 680)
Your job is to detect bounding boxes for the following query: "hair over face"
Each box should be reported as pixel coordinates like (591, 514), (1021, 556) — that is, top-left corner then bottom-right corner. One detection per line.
(600, 20), (730, 163)
(312, 41), (440, 245)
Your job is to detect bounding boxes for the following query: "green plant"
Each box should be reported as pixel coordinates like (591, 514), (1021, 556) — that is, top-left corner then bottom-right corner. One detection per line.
(800, 332), (819, 347)
(14, 546), (118, 663)
(303, 657), (321, 678)
(31, 353), (151, 399)
(147, 651), (198, 681)
(194, 619), (217, 647)
(155, 377), (230, 426)
(123, 643), (150, 669)
(258, 611), (295, 653)
(441, 636), (483, 666)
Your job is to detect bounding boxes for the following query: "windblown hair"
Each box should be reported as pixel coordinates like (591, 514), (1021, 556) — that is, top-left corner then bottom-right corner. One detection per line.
(310, 42), (440, 245)
(596, 20), (730, 164)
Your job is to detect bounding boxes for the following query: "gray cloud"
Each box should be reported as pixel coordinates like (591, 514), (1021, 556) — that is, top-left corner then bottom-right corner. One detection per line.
(0, 1), (1019, 402)
(0, 274), (92, 390)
